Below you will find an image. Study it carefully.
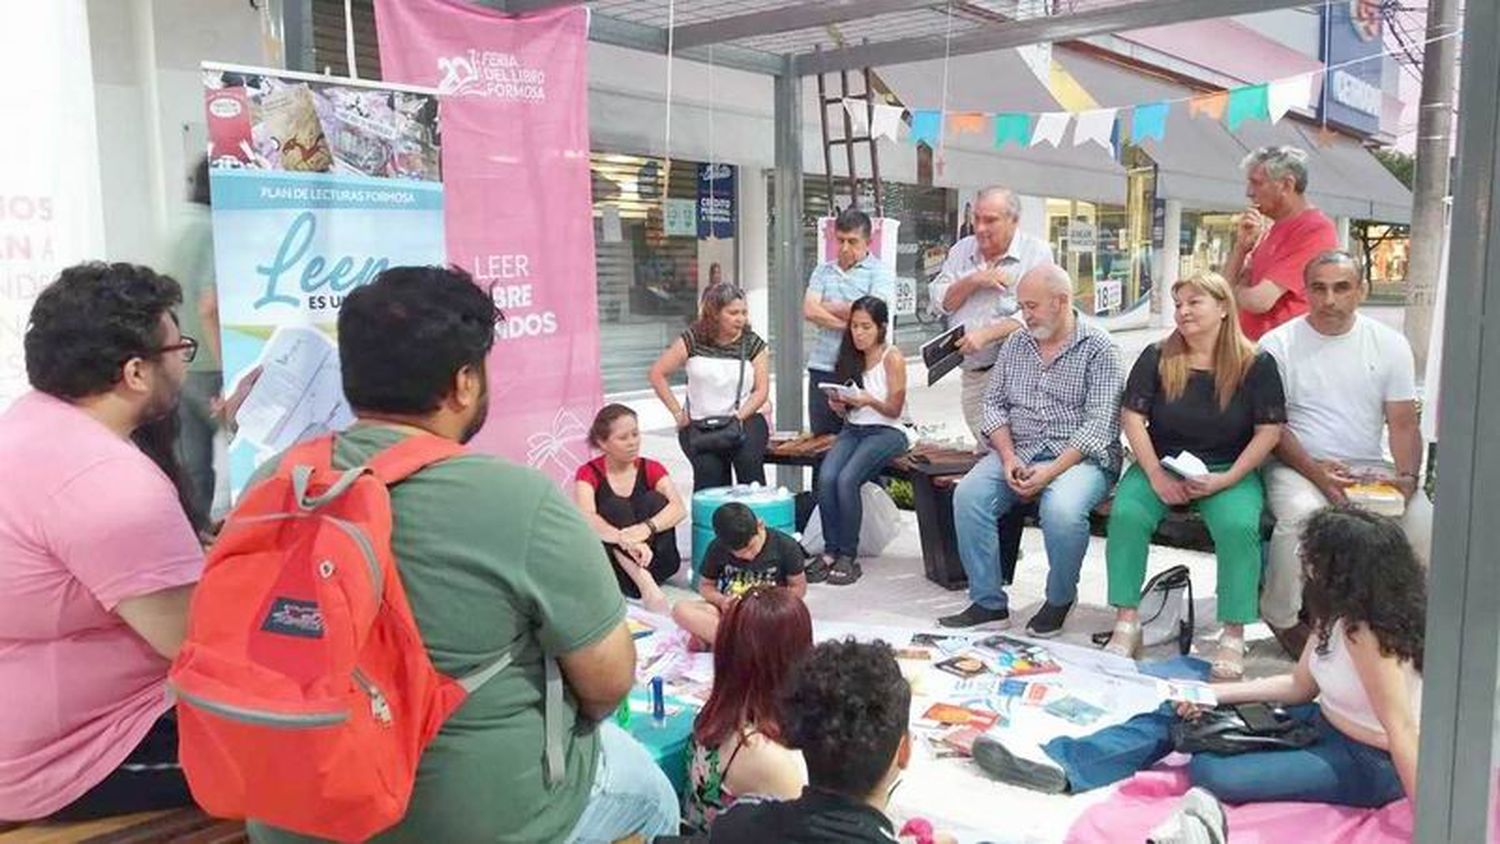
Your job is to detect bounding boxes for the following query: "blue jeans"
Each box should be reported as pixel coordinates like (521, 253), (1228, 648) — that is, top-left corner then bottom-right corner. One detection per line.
(565, 721), (681, 843)
(1043, 703), (1406, 807)
(817, 424), (909, 557)
(952, 453), (1112, 611)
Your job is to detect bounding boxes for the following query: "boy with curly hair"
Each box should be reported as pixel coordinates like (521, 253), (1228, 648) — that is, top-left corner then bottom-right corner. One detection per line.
(710, 638), (953, 843)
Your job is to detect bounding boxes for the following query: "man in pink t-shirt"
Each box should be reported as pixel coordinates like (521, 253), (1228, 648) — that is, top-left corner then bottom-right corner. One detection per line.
(0, 263), (203, 821)
(1225, 146), (1340, 340)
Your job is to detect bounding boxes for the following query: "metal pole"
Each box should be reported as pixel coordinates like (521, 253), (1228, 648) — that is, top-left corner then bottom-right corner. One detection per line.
(773, 62), (807, 486)
(1414, 0), (1500, 839)
(1403, 0), (1459, 375)
(281, 0), (316, 72)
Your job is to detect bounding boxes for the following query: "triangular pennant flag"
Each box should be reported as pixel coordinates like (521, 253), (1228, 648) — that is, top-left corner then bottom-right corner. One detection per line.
(911, 110), (941, 146)
(842, 98), (871, 135)
(1226, 84), (1270, 131)
(949, 112), (987, 135)
(1131, 101), (1169, 143)
(1072, 108), (1118, 150)
(993, 113), (1034, 149)
(1267, 74), (1313, 124)
(871, 104), (904, 142)
(1031, 112), (1070, 147)
(1189, 91), (1229, 120)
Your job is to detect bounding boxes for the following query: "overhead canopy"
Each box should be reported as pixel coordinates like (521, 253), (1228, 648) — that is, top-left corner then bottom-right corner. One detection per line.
(1057, 49), (1412, 222)
(873, 50), (1126, 203)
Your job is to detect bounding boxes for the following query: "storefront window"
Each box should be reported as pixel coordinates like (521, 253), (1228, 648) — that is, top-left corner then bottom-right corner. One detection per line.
(592, 152), (736, 393)
(1183, 210), (1238, 278)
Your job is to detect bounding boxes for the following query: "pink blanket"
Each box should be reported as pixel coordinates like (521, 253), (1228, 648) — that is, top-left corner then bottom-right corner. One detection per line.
(1066, 765), (1499, 843)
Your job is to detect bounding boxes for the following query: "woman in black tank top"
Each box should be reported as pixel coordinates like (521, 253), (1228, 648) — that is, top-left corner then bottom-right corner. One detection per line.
(574, 405), (685, 606)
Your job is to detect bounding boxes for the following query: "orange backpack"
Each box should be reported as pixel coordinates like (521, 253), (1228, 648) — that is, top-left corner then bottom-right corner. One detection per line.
(168, 433), (565, 842)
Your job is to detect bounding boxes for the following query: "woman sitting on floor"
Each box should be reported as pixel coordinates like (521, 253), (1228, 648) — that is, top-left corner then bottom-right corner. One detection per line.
(975, 506), (1425, 815)
(1102, 272), (1285, 680)
(683, 586), (811, 834)
(574, 403), (685, 613)
(807, 295), (909, 587)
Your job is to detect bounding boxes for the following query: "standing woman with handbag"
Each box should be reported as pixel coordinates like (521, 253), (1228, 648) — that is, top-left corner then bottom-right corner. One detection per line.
(650, 283), (771, 491)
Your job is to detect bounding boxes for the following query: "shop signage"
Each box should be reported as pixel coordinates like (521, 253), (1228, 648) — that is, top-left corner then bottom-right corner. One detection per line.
(893, 277), (917, 317)
(202, 64), (446, 499)
(1095, 279), (1123, 314)
(1319, 1), (1384, 136)
(696, 163), (735, 239)
(664, 198), (697, 237)
(1066, 220), (1096, 253)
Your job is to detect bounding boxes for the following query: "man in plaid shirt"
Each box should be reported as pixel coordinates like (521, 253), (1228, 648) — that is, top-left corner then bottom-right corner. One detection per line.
(939, 265), (1124, 637)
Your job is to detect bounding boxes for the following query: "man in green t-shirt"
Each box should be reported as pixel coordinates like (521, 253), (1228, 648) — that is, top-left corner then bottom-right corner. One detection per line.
(247, 266), (678, 843)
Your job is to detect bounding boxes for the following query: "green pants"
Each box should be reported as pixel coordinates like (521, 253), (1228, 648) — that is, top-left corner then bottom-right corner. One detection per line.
(1105, 462), (1264, 624)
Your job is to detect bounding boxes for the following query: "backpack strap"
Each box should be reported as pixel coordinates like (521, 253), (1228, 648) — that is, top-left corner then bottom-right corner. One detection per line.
(366, 434), (465, 485)
(454, 648), (567, 788)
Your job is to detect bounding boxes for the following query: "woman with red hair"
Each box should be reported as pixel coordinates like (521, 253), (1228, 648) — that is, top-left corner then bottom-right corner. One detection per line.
(682, 586), (812, 833)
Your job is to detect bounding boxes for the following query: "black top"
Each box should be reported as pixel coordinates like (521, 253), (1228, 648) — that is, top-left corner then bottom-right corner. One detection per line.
(709, 788), (898, 843)
(682, 327), (769, 361)
(699, 528), (806, 597)
(1123, 346), (1286, 466)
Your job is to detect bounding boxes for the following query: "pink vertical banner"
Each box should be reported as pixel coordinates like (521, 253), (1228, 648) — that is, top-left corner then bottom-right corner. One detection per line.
(374, 0), (600, 486)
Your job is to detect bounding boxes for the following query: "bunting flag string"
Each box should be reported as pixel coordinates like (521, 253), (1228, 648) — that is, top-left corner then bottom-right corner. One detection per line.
(848, 25), (1461, 153)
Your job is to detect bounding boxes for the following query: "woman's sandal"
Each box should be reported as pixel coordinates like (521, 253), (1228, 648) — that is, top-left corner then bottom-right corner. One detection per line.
(826, 555), (863, 586)
(1103, 619), (1143, 659)
(1210, 634), (1246, 681)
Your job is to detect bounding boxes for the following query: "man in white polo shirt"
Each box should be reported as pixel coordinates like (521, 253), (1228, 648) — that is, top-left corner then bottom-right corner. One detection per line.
(1259, 250), (1425, 657)
(928, 186), (1054, 450)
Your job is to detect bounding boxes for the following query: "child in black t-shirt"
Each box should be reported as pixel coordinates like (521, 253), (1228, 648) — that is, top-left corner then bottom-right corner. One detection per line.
(672, 502), (808, 647)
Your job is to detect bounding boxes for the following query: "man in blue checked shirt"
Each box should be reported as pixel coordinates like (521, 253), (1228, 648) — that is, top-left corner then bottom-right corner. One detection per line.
(938, 264), (1124, 639)
(802, 208), (896, 435)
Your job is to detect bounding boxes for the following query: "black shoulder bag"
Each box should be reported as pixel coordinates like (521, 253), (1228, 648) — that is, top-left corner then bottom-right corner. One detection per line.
(685, 336), (748, 456)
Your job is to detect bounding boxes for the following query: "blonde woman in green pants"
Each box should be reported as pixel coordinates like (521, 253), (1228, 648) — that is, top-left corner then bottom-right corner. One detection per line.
(1103, 272), (1285, 680)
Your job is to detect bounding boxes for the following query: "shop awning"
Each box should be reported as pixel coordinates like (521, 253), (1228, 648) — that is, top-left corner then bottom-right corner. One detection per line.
(873, 50), (1127, 204)
(1057, 50), (1412, 223)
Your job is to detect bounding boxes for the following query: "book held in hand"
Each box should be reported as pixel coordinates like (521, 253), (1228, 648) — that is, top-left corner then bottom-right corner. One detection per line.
(921, 323), (966, 387)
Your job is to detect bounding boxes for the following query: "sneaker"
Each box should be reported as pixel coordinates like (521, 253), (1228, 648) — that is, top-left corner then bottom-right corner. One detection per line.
(937, 603), (1011, 629)
(1026, 602), (1074, 639)
(1146, 787), (1227, 844)
(803, 555), (831, 584)
(971, 733), (1069, 793)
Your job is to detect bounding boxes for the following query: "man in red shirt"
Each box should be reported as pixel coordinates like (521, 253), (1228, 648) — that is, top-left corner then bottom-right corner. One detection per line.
(1225, 146), (1339, 340)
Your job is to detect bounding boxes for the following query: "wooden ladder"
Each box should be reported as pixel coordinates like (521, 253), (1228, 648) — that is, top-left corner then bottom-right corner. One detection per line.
(813, 44), (885, 219)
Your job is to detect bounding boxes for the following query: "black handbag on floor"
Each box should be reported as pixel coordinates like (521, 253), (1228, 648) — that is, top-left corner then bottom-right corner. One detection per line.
(685, 336), (747, 456)
(1171, 703), (1319, 755)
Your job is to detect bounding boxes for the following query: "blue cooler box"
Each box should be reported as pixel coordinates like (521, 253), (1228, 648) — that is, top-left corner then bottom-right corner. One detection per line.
(690, 485), (797, 579)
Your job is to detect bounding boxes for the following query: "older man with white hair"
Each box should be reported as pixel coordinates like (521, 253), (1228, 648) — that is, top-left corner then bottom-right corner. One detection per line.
(928, 186), (1055, 449)
(1225, 146), (1338, 341)
(939, 265), (1123, 637)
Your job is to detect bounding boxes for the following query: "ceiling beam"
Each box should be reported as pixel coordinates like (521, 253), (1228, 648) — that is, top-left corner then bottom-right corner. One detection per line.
(674, 0), (940, 50)
(501, 0), (588, 12)
(792, 0), (1311, 75)
(590, 13), (786, 76)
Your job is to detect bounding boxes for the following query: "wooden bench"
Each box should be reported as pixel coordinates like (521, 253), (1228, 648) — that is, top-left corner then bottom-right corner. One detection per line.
(0, 808), (246, 844)
(767, 435), (1273, 591)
